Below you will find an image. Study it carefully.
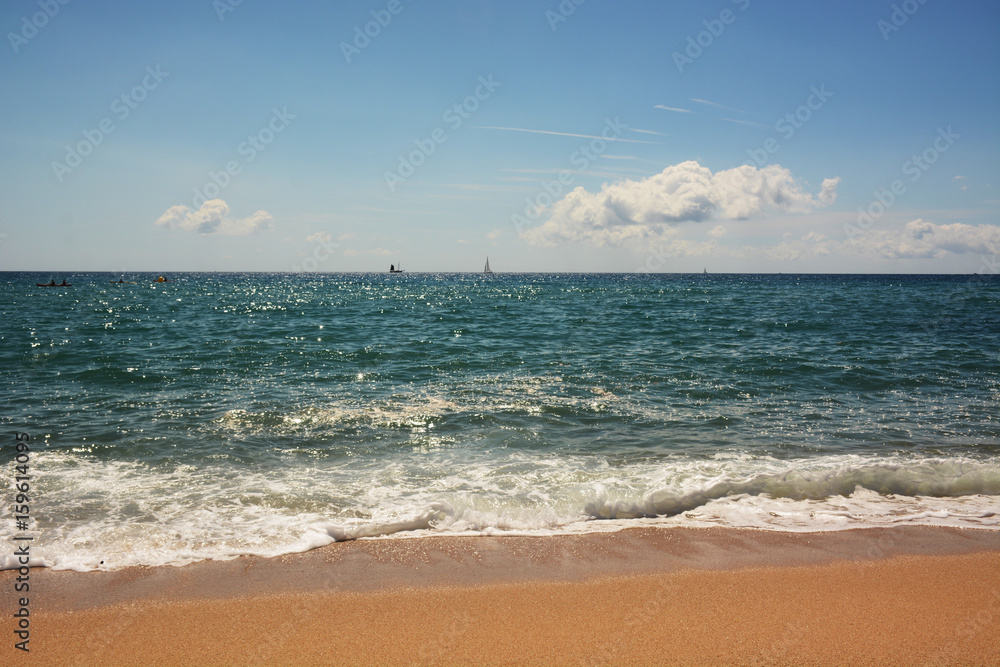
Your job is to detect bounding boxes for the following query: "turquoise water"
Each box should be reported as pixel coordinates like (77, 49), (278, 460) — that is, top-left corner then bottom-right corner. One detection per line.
(2, 272), (998, 571)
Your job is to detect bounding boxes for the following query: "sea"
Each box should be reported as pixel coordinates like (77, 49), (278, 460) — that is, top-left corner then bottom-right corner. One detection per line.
(2, 271), (998, 572)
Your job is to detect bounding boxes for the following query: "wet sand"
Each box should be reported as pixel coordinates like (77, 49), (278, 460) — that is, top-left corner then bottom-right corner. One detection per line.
(3, 526), (999, 666)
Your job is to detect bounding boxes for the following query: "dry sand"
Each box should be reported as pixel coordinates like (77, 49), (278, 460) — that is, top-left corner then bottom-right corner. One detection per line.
(3, 526), (998, 666)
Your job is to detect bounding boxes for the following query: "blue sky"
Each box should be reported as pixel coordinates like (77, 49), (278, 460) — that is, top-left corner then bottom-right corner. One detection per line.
(1, 0), (998, 273)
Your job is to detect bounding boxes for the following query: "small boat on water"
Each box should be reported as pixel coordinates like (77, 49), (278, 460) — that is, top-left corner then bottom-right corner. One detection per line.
(389, 263), (404, 273)
(484, 257), (493, 274)
(36, 280), (71, 287)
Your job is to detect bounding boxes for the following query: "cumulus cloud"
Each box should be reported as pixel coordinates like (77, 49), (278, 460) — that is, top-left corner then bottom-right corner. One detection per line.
(156, 199), (272, 236)
(818, 178), (840, 205)
(522, 161), (840, 246)
(852, 219), (1000, 259)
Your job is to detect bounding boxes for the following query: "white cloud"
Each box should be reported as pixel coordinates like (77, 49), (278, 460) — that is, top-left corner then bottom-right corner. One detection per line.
(522, 161), (840, 247)
(690, 98), (746, 114)
(306, 231), (331, 244)
(818, 177), (840, 205)
(851, 219), (1000, 259)
(156, 199), (272, 236)
(718, 117), (770, 129)
(629, 128), (668, 137)
(487, 229), (502, 241)
(476, 126), (655, 144)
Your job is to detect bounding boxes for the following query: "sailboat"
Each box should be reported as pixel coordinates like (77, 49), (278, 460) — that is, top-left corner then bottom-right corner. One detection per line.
(389, 262), (404, 273)
(483, 257), (493, 274)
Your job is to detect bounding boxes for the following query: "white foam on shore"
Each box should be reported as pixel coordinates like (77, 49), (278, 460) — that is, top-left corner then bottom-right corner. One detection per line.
(2, 451), (998, 572)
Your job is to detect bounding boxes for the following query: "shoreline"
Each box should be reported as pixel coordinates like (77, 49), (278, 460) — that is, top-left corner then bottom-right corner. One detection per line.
(3, 526), (999, 665)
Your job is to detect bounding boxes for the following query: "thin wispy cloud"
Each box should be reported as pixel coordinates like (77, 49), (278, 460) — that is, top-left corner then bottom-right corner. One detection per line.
(432, 181), (531, 193)
(691, 98), (747, 114)
(426, 193), (501, 200)
(585, 170), (647, 179)
(500, 168), (567, 174)
(475, 126), (656, 144)
(606, 167), (657, 175)
(629, 128), (669, 137)
(436, 183), (502, 191)
(718, 117), (770, 129)
(354, 206), (440, 215)
(654, 105), (692, 113)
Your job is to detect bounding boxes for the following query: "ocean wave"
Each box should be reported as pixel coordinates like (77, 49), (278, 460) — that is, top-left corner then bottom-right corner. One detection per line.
(319, 459), (1000, 542)
(5, 453), (998, 571)
(584, 460), (1000, 520)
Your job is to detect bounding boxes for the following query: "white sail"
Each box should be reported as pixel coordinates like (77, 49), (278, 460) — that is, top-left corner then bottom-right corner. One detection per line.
(484, 257), (493, 274)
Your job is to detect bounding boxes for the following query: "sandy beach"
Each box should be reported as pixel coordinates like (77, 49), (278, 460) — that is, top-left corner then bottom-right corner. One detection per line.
(3, 526), (999, 666)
